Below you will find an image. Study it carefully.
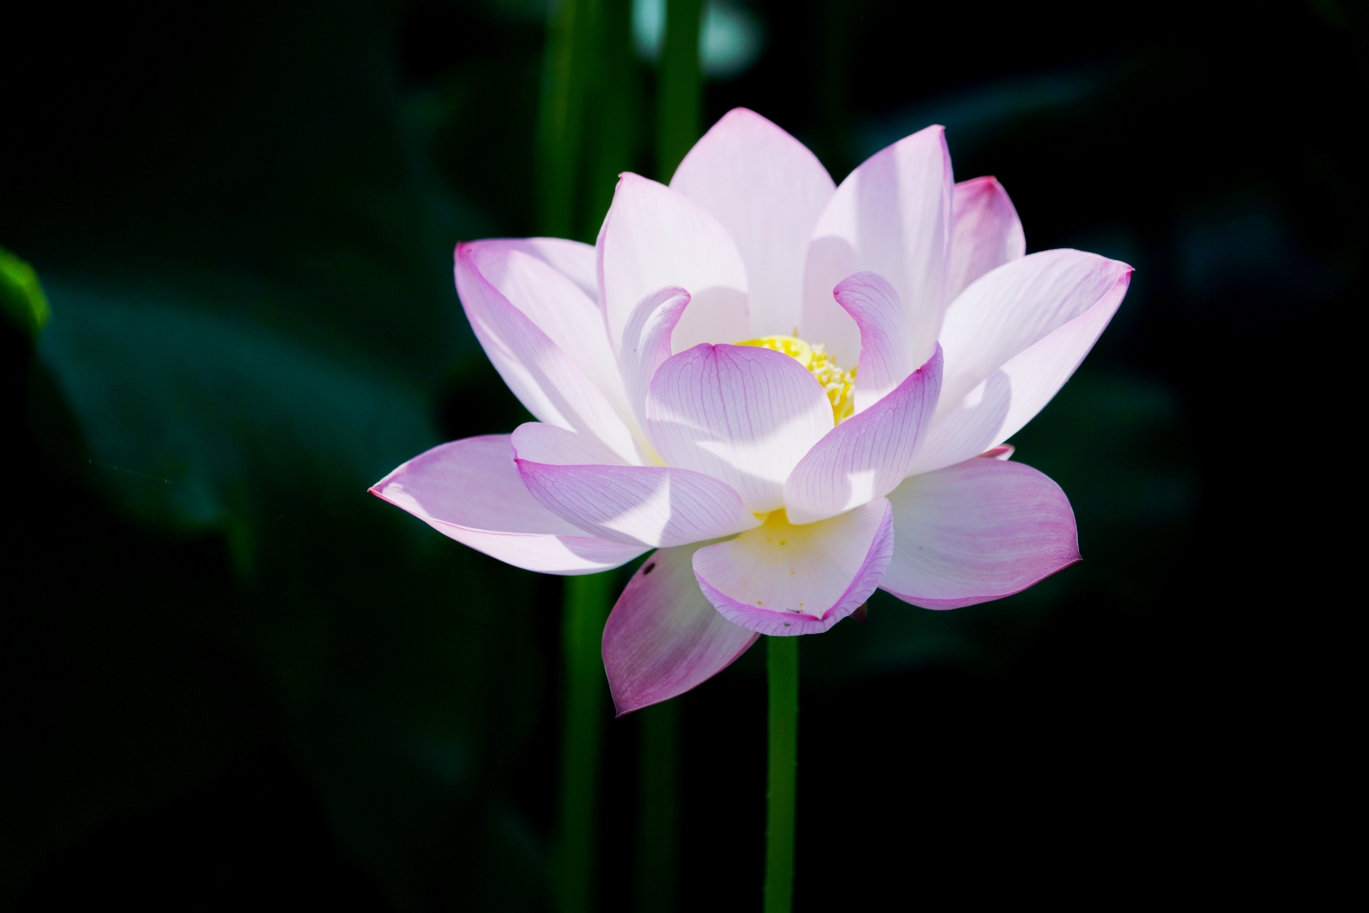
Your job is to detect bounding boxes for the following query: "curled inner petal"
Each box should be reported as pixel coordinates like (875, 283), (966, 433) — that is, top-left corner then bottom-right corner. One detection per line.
(736, 334), (857, 423)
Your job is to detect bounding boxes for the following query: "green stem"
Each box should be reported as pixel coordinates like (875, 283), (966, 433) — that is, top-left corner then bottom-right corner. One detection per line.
(537, 0), (596, 237)
(580, 0), (640, 241)
(635, 701), (679, 913)
(555, 571), (614, 913)
(764, 636), (799, 913)
(656, 0), (704, 182)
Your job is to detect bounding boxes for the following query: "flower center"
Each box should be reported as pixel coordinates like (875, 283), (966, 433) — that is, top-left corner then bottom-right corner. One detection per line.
(735, 335), (856, 423)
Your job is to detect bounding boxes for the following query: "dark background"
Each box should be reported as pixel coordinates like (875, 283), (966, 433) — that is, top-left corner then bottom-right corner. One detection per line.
(2, 0), (1358, 909)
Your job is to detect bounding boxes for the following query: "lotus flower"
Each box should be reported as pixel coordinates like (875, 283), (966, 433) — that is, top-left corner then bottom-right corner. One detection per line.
(371, 109), (1131, 715)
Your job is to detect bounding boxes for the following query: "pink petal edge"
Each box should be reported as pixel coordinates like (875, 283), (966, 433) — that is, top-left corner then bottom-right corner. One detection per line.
(881, 457), (1079, 609)
(693, 498), (895, 636)
(369, 436), (646, 575)
(603, 543), (759, 715)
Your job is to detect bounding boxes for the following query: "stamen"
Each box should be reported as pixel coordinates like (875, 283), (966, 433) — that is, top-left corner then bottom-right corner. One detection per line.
(736, 335), (856, 423)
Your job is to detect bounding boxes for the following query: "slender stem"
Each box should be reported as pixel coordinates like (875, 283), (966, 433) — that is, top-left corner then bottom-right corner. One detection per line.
(554, 571), (614, 913)
(656, 0), (704, 182)
(537, 0), (597, 237)
(635, 701), (680, 912)
(580, 0), (640, 241)
(764, 636), (799, 913)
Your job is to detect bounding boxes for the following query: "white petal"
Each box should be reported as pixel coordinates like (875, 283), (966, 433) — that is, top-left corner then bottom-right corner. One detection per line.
(910, 253), (1132, 474)
(512, 423), (759, 548)
(619, 286), (691, 443)
(370, 436), (646, 574)
(646, 343), (832, 514)
(670, 108), (835, 338)
(455, 245), (640, 463)
(597, 173), (750, 356)
(462, 241), (633, 432)
(486, 236), (600, 303)
(602, 543), (759, 715)
(883, 457), (1078, 608)
(692, 498), (894, 636)
(801, 125), (953, 367)
(783, 347), (941, 525)
(948, 176), (1025, 301)
(832, 271), (917, 412)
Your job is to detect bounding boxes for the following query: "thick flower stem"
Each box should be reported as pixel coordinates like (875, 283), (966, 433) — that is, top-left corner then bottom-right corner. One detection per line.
(764, 636), (799, 913)
(554, 571), (614, 913)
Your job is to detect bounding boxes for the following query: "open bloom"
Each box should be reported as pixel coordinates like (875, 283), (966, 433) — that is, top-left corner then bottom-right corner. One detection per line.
(372, 109), (1131, 714)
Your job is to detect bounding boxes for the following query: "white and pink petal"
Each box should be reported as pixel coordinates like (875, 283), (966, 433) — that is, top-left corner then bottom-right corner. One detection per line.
(619, 286), (692, 439)
(802, 125), (953, 368)
(936, 249), (1132, 410)
(369, 436), (646, 575)
(910, 257), (1131, 475)
(882, 457), (1079, 609)
(783, 346), (942, 525)
(603, 543), (759, 715)
(597, 174), (750, 356)
(947, 176), (1026, 301)
(455, 245), (640, 462)
(511, 423), (759, 548)
(832, 271), (918, 412)
(646, 343), (832, 514)
(693, 498), (894, 636)
(670, 108), (835, 339)
(460, 242), (629, 424)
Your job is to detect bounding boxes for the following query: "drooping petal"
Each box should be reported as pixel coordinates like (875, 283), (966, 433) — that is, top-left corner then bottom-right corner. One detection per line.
(669, 108), (835, 338)
(512, 423), (760, 548)
(462, 242), (633, 430)
(597, 173), (750, 356)
(801, 125), (953, 367)
(882, 457), (1079, 609)
(482, 236), (600, 303)
(948, 176), (1026, 301)
(832, 271), (917, 411)
(455, 245), (640, 463)
(693, 497), (894, 636)
(783, 346), (942, 525)
(646, 344), (832, 514)
(619, 286), (691, 437)
(370, 436), (646, 575)
(909, 253), (1132, 474)
(603, 543), (759, 715)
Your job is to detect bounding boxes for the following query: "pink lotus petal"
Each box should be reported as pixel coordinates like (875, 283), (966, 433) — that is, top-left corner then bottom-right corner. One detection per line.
(512, 423), (759, 548)
(603, 544), (759, 715)
(455, 245), (640, 463)
(481, 237), (600, 303)
(597, 173), (750, 357)
(370, 436), (646, 574)
(882, 457), (1079, 609)
(801, 125), (953, 367)
(832, 271), (918, 411)
(462, 242), (633, 430)
(693, 497), (894, 636)
(937, 249), (1132, 410)
(670, 108), (835, 338)
(910, 254), (1132, 474)
(619, 286), (691, 439)
(980, 445), (1014, 460)
(948, 177), (1026, 302)
(783, 346), (942, 525)
(646, 343), (832, 514)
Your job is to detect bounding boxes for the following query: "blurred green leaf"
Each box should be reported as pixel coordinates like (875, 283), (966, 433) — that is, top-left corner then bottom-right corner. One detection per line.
(1, 245), (51, 341)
